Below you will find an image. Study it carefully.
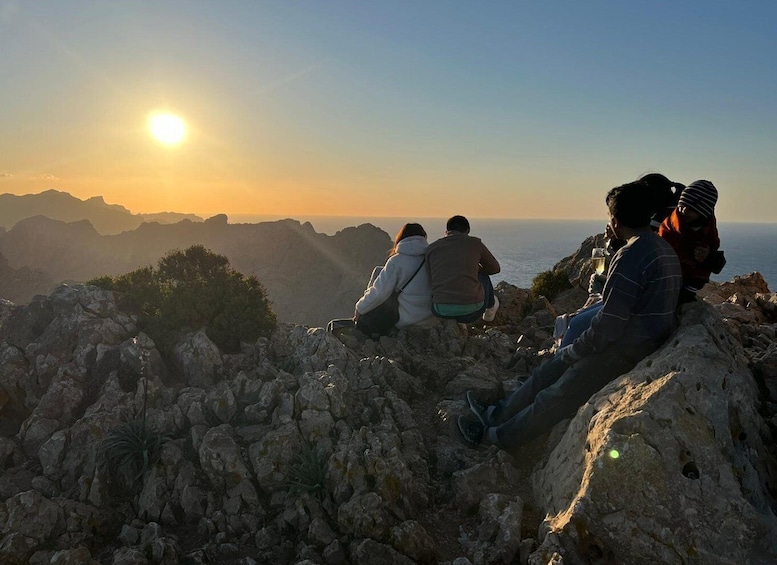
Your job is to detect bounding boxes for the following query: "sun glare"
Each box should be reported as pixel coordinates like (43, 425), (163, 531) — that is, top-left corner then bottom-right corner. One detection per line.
(148, 112), (187, 146)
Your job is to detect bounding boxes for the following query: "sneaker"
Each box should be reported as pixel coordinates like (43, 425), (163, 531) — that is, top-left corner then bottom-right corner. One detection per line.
(457, 416), (484, 447)
(466, 390), (490, 428)
(482, 296), (500, 322)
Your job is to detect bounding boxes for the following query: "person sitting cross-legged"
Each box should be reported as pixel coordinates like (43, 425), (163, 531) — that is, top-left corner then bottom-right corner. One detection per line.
(458, 180), (682, 449)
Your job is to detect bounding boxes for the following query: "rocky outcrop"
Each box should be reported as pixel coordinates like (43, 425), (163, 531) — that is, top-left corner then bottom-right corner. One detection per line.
(551, 233), (605, 290)
(531, 300), (777, 564)
(0, 216), (391, 326)
(0, 271), (775, 564)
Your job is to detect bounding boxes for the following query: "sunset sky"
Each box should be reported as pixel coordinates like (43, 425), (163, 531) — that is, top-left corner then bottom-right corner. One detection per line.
(1, 1), (775, 222)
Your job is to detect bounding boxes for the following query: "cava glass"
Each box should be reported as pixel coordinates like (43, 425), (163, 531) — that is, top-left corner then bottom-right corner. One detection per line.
(591, 247), (607, 275)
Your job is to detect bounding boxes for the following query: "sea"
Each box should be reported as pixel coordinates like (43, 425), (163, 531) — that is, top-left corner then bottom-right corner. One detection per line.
(229, 215), (776, 291)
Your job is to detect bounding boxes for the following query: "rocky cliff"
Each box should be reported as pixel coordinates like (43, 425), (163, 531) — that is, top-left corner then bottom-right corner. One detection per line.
(0, 215), (391, 327)
(0, 266), (775, 564)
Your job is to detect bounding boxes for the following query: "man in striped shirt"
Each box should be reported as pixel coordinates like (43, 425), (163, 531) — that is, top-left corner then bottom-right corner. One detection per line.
(459, 180), (682, 449)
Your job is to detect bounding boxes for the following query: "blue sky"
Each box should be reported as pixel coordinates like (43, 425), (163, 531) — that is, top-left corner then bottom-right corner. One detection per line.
(1, 1), (775, 221)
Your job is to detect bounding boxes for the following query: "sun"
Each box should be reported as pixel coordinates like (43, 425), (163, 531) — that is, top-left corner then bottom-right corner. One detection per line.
(148, 112), (187, 146)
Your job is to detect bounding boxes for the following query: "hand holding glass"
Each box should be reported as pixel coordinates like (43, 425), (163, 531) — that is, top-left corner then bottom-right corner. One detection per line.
(591, 247), (607, 275)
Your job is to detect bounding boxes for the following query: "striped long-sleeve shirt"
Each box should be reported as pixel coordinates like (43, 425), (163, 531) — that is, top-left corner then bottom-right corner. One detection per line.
(564, 230), (682, 360)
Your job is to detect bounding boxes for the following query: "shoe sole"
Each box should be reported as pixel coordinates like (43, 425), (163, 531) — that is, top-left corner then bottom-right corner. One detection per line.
(456, 416), (483, 447)
(466, 391), (489, 428)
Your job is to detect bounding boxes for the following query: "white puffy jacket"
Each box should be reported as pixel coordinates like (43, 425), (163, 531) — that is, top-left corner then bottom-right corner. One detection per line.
(355, 235), (434, 328)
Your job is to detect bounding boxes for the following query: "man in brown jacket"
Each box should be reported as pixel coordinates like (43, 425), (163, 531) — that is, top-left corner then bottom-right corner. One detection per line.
(425, 215), (501, 323)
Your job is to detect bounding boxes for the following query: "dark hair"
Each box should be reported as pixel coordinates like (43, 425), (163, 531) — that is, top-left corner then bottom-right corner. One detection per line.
(446, 215), (470, 233)
(606, 181), (654, 229)
(638, 172), (685, 225)
(390, 223), (426, 255)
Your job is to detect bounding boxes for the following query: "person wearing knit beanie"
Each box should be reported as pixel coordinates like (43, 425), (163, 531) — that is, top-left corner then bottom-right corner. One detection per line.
(677, 179), (718, 221)
(659, 179), (725, 303)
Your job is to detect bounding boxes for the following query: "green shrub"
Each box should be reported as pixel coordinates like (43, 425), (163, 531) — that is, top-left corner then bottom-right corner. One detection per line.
(89, 266), (163, 318)
(87, 275), (115, 290)
(88, 245), (277, 354)
(531, 269), (572, 301)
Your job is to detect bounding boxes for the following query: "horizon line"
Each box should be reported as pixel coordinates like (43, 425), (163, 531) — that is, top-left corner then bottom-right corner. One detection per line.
(3, 189), (775, 225)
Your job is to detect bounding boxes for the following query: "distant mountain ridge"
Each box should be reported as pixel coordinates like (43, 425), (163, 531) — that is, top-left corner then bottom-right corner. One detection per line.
(0, 212), (391, 326)
(0, 189), (203, 235)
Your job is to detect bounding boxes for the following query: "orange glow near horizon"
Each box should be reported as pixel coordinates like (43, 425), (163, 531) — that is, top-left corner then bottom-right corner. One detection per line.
(0, 180), (608, 221)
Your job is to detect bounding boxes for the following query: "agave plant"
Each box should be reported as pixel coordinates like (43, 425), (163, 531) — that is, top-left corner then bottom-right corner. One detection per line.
(103, 419), (168, 493)
(288, 442), (328, 500)
(103, 338), (168, 494)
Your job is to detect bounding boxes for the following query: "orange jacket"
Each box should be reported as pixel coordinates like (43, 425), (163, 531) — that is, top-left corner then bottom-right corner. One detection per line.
(658, 210), (723, 287)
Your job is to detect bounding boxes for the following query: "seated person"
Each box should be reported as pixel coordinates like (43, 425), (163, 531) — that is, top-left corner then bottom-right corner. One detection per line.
(425, 215), (501, 324)
(556, 173), (685, 346)
(639, 172), (685, 231)
(353, 223), (435, 336)
(658, 180), (726, 303)
(460, 180), (682, 449)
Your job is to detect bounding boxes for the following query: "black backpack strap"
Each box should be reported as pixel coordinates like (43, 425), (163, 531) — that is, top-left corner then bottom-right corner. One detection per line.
(399, 257), (426, 293)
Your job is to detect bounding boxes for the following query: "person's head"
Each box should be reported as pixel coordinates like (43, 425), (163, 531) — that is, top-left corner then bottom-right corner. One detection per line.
(676, 180), (717, 224)
(390, 222), (427, 255)
(446, 215), (470, 234)
(639, 173), (679, 198)
(638, 172), (685, 228)
(606, 181), (655, 238)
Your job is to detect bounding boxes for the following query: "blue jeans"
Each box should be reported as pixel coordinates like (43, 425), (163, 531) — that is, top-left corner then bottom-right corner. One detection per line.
(490, 344), (654, 449)
(434, 273), (495, 323)
(561, 302), (603, 347)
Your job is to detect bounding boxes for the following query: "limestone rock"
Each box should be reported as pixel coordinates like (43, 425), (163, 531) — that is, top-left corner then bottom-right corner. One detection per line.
(0, 491), (65, 546)
(701, 272), (771, 304)
(451, 451), (522, 513)
(198, 425), (250, 491)
(110, 546), (149, 565)
(248, 422), (303, 495)
(752, 341), (777, 400)
(271, 324), (353, 375)
(204, 382), (238, 424)
(0, 532), (38, 565)
(173, 329), (223, 387)
(48, 546), (100, 564)
(1, 252), (775, 564)
(531, 302), (777, 564)
(337, 491), (394, 539)
(349, 537), (415, 565)
(460, 493), (524, 565)
(389, 519), (437, 563)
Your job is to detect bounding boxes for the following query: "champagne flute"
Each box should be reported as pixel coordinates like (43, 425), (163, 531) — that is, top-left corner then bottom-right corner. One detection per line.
(589, 247), (607, 301)
(591, 247), (607, 276)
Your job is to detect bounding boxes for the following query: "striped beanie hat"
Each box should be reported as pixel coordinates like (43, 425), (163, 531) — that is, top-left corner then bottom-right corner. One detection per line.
(678, 179), (717, 220)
